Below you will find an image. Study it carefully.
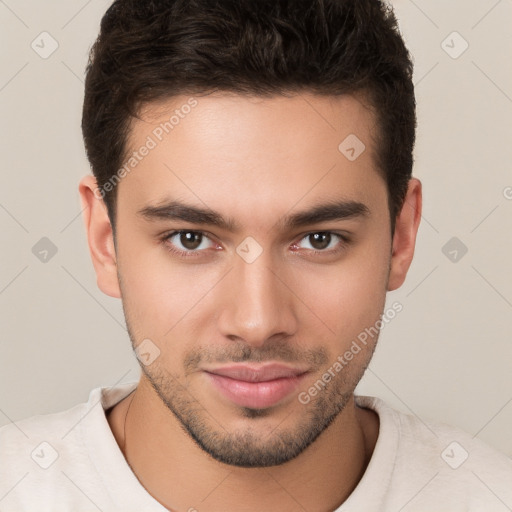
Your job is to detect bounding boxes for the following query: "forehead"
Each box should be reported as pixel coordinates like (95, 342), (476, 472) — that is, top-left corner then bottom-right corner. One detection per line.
(118, 92), (385, 224)
(133, 91), (377, 157)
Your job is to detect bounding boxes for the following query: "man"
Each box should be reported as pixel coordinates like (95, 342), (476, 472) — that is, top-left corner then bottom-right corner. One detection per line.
(1, 0), (510, 510)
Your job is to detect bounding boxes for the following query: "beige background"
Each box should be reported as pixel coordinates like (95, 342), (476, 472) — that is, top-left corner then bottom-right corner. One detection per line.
(1, 0), (511, 458)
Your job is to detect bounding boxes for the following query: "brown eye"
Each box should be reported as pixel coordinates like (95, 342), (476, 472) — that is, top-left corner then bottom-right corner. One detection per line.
(308, 232), (332, 250)
(179, 231), (203, 250)
(293, 232), (348, 255)
(164, 231), (215, 254)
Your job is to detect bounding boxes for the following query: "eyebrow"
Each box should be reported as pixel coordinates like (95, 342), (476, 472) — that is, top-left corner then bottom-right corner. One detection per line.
(137, 199), (370, 232)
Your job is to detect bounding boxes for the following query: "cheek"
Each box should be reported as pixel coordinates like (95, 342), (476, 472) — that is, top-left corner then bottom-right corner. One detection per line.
(116, 235), (225, 340)
(115, 230), (173, 334)
(291, 235), (390, 345)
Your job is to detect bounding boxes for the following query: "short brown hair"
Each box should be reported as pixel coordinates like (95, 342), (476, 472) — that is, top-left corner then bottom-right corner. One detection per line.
(82, 0), (416, 232)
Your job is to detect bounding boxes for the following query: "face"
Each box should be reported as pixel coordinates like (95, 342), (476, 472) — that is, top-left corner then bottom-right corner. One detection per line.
(85, 92), (415, 468)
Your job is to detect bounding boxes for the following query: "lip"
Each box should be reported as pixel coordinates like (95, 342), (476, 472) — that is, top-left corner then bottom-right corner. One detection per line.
(203, 363), (309, 409)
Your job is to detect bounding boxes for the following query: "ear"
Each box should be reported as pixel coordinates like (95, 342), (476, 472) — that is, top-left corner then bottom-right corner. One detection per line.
(78, 175), (121, 298)
(387, 178), (422, 291)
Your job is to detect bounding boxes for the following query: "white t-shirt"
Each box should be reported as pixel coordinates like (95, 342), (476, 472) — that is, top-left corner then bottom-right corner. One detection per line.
(0, 381), (510, 511)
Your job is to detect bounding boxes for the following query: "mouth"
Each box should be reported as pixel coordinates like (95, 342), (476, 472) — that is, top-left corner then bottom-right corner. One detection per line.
(203, 363), (310, 409)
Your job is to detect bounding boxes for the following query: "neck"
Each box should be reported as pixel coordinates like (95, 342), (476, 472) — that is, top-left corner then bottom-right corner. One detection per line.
(107, 378), (378, 512)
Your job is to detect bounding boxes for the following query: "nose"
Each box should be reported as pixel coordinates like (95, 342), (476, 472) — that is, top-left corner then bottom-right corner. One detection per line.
(217, 248), (298, 348)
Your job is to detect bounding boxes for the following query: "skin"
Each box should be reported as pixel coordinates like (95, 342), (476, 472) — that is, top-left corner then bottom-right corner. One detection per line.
(79, 92), (421, 512)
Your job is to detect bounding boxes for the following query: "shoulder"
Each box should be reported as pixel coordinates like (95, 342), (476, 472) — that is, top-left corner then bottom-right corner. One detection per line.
(0, 381), (137, 456)
(353, 395), (512, 511)
(0, 385), (127, 511)
(0, 397), (91, 463)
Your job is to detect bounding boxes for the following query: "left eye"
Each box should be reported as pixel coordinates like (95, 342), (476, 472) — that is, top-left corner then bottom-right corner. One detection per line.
(165, 231), (215, 252)
(295, 232), (344, 251)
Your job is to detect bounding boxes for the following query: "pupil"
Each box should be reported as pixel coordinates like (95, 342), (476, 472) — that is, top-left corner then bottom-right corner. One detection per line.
(310, 232), (330, 250)
(181, 232), (202, 250)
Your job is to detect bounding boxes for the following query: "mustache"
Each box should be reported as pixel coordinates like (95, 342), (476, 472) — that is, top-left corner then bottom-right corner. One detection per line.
(183, 339), (329, 374)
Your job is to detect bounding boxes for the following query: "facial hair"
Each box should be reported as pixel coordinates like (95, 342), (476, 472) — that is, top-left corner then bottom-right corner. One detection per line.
(125, 321), (377, 468)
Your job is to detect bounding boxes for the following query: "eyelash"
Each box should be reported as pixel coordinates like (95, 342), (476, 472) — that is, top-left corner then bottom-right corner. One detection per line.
(160, 230), (351, 259)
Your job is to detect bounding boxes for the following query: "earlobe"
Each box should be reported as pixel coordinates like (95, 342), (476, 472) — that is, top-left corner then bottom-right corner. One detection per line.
(387, 178), (422, 291)
(78, 175), (121, 298)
